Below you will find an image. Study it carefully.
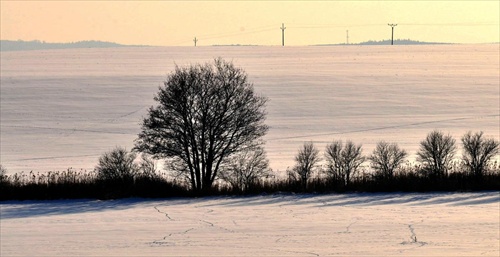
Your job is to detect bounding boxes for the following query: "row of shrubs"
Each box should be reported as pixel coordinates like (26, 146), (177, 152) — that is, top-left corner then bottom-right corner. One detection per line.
(1, 161), (498, 201)
(0, 168), (188, 200)
(1, 130), (498, 200)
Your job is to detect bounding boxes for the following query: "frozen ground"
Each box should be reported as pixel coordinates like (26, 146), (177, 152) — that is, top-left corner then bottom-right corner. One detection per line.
(1, 44), (499, 173)
(1, 192), (499, 256)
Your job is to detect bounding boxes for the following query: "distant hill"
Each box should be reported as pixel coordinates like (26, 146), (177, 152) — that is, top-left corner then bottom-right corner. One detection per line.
(0, 40), (147, 51)
(358, 39), (448, 45)
(316, 39), (449, 46)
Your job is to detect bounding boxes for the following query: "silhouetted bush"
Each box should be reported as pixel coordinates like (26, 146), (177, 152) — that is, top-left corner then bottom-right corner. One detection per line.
(96, 147), (138, 182)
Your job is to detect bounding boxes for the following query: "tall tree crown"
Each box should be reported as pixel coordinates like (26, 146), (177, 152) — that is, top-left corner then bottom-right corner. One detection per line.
(134, 58), (268, 191)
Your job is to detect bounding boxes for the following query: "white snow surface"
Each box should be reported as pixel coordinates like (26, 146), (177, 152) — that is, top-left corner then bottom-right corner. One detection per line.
(0, 45), (499, 173)
(1, 192), (499, 256)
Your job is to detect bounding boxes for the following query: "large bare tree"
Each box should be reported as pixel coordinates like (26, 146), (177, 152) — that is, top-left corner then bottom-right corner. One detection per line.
(134, 58), (268, 192)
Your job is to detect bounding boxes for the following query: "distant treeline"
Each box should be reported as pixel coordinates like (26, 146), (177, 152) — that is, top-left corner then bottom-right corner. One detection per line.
(317, 39), (449, 46)
(0, 40), (146, 51)
(1, 39), (448, 51)
(358, 39), (448, 45)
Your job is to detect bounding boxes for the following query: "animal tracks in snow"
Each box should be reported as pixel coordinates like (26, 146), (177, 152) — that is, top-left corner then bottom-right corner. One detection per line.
(154, 205), (173, 221)
(0, 193), (498, 256)
(146, 193), (499, 256)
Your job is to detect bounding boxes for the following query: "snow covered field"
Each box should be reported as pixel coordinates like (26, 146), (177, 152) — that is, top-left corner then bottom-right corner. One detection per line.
(1, 44), (499, 173)
(1, 192), (499, 256)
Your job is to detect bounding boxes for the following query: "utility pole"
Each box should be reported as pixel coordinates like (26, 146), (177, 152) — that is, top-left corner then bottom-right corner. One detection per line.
(193, 37), (198, 47)
(346, 30), (349, 45)
(280, 23), (286, 46)
(388, 24), (397, 45)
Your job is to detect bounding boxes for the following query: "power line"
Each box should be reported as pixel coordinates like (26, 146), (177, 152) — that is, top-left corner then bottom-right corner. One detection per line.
(168, 22), (497, 46)
(388, 24), (397, 45)
(290, 23), (379, 29)
(168, 25), (276, 46)
(198, 25), (276, 41)
(400, 22), (499, 27)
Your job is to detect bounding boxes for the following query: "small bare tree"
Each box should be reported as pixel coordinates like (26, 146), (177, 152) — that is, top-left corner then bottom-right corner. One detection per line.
(137, 154), (160, 180)
(219, 146), (270, 192)
(461, 131), (499, 178)
(324, 140), (365, 186)
(292, 142), (320, 190)
(417, 130), (456, 177)
(324, 140), (343, 181)
(369, 141), (407, 178)
(96, 147), (138, 181)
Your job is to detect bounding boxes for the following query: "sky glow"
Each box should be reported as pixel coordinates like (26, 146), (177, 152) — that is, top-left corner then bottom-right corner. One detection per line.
(1, 1), (499, 46)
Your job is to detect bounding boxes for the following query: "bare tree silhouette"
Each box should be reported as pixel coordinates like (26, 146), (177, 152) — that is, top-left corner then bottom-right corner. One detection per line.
(369, 141), (407, 179)
(96, 147), (138, 182)
(219, 146), (270, 192)
(417, 130), (456, 177)
(134, 58), (268, 192)
(324, 140), (365, 186)
(461, 131), (499, 178)
(291, 142), (320, 190)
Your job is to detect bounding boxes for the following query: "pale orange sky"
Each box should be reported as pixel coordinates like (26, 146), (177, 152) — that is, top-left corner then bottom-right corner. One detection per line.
(1, 1), (498, 46)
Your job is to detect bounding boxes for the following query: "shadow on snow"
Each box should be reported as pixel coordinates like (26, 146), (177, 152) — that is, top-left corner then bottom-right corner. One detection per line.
(1, 192), (498, 219)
